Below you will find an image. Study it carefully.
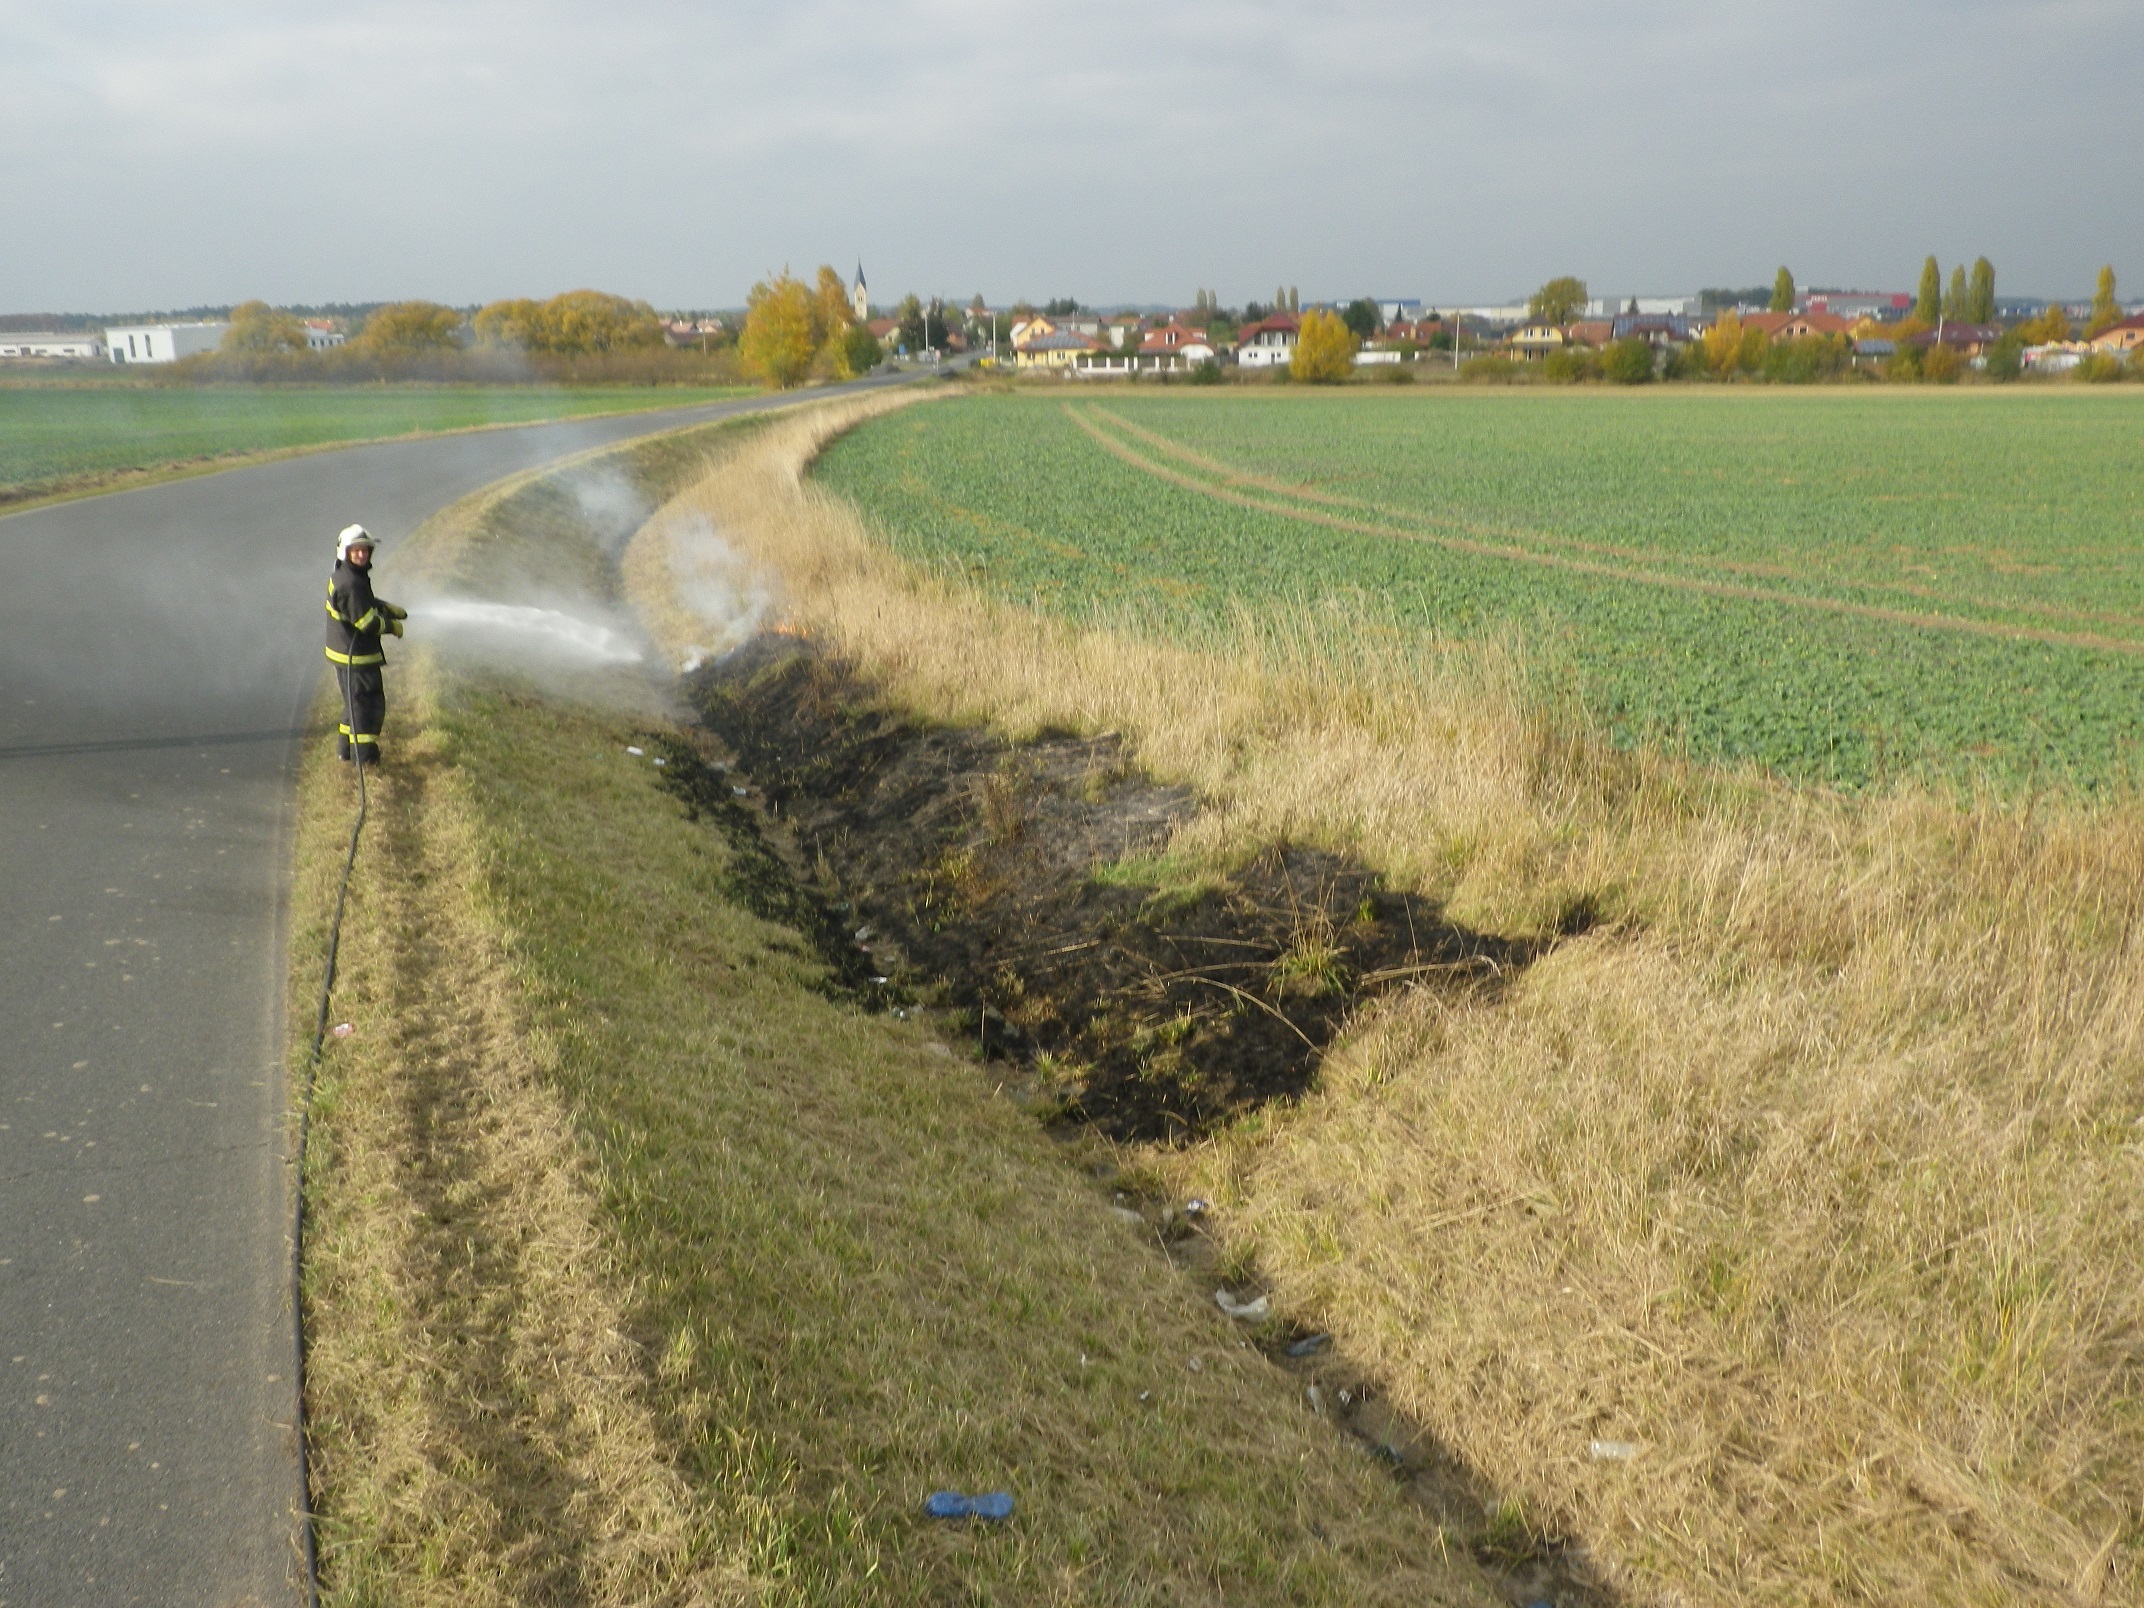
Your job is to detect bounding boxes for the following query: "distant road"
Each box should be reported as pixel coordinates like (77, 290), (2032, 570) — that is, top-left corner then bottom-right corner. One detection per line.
(0, 376), (908, 1607)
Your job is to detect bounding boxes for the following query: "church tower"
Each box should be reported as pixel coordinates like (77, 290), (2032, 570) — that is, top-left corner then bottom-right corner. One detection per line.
(850, 263), (869, 323)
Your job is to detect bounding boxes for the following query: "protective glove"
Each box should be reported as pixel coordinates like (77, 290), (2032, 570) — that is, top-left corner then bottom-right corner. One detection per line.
(385, 616), (405, 637)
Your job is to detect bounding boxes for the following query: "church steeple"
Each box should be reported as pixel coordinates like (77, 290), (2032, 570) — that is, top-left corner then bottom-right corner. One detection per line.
(850, 262), (869, 323)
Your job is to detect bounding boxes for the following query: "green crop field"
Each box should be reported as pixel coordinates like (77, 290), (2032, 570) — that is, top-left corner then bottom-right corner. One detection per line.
(0, 383), (752, 502)
(815, 388), (2144, 791)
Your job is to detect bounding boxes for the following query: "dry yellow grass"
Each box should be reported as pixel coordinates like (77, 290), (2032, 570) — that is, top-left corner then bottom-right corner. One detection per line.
(627, 390), (2144, 1604)
(290, 664), (755, 1606)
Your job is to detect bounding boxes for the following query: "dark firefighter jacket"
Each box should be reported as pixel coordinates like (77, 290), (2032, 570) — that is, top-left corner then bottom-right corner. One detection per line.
(325, 558), (406, 667)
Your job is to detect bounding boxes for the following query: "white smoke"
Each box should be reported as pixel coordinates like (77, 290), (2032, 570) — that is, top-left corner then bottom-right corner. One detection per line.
(663, 514), (775, 671)
(564, 464), (652, 556)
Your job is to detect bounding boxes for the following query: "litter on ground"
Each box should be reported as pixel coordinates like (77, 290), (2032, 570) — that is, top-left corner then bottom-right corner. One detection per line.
(626, 746), (644, 756)
(1215, 1290), (1270, 1321)
(331, 1023), (354, 1039)
(1286, 1332), (1331, 1357)
(924, 1490), (1014, 1521)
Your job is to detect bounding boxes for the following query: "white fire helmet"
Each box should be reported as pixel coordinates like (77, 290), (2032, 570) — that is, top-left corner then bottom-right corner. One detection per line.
(337, 523), (377, 561)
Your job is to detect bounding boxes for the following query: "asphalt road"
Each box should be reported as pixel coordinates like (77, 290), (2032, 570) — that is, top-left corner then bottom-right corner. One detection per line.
(0, 379), (907, 1607)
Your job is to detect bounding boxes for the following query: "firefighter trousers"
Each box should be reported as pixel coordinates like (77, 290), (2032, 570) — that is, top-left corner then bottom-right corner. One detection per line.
(335, 664), (386, 763)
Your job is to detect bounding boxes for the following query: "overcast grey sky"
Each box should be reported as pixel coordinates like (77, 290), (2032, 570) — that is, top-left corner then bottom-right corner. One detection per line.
(4, 0), (2140, 313)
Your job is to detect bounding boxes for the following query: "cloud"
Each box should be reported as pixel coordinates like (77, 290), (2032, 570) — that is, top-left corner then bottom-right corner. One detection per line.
(2, 0), (2139, 310)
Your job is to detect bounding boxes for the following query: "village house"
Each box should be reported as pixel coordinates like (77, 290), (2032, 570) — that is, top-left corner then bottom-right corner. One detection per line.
(1769, 311), (1853, 341)
(304, 320), (345, 351)
(1610, 312), (1695, 349)
(2089, 315), (2144, 353)
(1234, 313), (1299, 368)
(1139, 323), (1210, 359)
(1013, 322), (1102, 370)
(1905, 322), (2003, 356)
(1508, 324), (1568, 359)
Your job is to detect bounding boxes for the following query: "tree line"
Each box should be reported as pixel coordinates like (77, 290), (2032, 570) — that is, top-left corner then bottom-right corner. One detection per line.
(167, 290), (737, 384)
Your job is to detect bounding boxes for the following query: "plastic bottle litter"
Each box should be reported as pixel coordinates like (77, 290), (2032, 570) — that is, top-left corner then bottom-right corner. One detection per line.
(1215, 1290), (1270, 1321)
(331, 1023), (354, 1039)
(1184, 1198), (1209, 1216)
(625, 746), (644, 756)
(1589, 1439), (1639, 1461)
(1286, 1332), (1331, 1358)
(924, 1490), (1014, 1521)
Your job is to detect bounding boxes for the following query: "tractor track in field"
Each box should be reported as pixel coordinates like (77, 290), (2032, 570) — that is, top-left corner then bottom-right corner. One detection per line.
(1068, 404), (2144, 658)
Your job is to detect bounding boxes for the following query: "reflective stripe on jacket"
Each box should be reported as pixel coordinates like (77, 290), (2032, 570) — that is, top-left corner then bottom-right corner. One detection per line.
(325, 559), (404, 667)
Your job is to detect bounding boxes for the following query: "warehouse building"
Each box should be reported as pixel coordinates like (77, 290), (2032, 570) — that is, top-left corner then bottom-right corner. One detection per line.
(105, 322), (228, 363)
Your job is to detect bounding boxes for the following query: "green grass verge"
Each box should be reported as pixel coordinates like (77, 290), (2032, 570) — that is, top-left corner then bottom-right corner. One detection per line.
(288, 418), (1495, 1604)
(0, 383), (755, 512)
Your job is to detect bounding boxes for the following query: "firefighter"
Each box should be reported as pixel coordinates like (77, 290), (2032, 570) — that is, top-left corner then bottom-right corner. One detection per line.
(324, 523), (407, 764)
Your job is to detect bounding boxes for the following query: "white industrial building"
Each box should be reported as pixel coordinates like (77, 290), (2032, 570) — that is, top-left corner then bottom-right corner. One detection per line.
(0, 332), (105, 359)
(105, 322), (228, 363)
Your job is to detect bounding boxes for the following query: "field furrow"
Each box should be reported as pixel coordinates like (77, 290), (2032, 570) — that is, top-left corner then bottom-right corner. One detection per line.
(814, 389), (2144, 791)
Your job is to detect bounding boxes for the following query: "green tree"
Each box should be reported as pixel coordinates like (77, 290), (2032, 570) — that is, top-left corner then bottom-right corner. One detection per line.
(1915, 256), (1942, 323)
(1769, 266), (1795, 312)
(894, 293), (925, 353)
(222, 300), (308, 353)
(1290, 308), (1357, 382)
(358, 301), (463, 351)
(2089, 265), (2119, 334)
(1527, 276), (1588, 325)
(738, 273), (818, 387)
(1942, 265), (1968, 323)
(1982, 330), (2025, 381)
(1966, 257), (1996, 324)
(2031, 302), (2071, 343)
(840, 323), (883, 375)
(1601, 337), (1654, 384)
(1341, 298), (1381, 340)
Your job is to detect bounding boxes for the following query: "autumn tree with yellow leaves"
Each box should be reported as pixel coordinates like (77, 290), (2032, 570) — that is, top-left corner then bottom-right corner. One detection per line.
(221, 300), (308, 353)
(740, 265), (865, 388)
(472, 290), (664, 355)
(358, 301), (464, 351)
(1290, 308), (1358, 383)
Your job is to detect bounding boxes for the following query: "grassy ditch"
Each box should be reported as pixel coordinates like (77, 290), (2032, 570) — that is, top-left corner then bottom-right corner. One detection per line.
(621, 391), (2144, 1605)
(287, 415), (1501, 1604)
